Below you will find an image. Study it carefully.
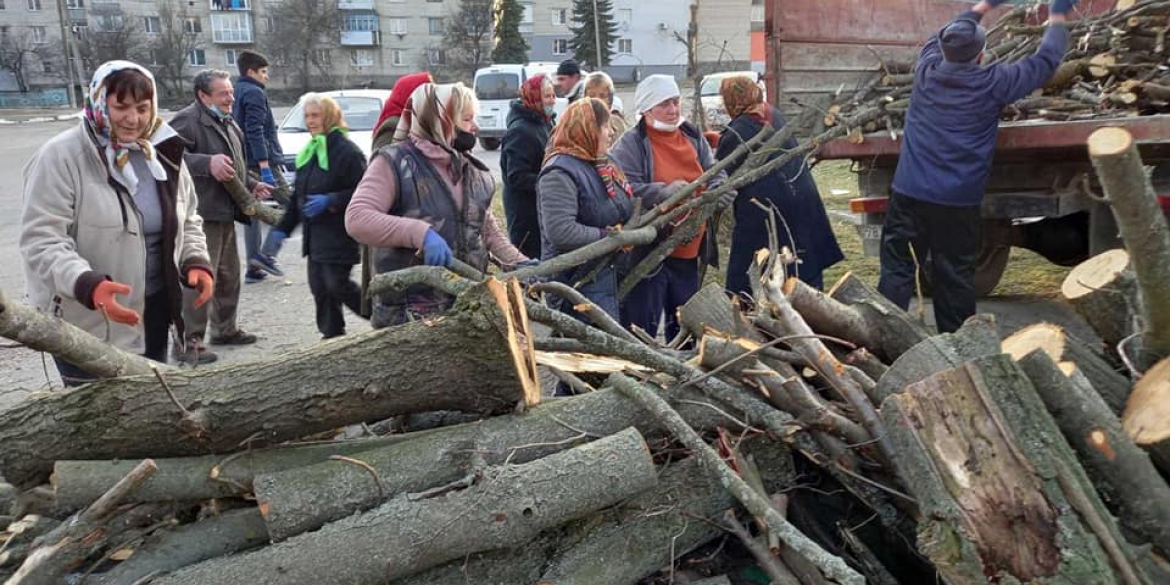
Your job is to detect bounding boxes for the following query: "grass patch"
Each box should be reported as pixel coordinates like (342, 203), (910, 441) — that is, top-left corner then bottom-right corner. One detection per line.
(492, 160), (1070, 297)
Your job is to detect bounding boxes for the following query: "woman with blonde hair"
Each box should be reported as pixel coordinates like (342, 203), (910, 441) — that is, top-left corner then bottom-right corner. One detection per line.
(265, 93), (368, 338)
(583, 72), (628, 136)
(346, 83), (529, 328)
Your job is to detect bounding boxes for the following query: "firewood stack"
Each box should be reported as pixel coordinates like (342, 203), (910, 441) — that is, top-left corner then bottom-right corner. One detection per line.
(823, 0), (1170, 136)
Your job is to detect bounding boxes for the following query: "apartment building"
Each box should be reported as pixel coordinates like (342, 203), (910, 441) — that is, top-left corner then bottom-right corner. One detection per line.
(0, 0), (71, 98)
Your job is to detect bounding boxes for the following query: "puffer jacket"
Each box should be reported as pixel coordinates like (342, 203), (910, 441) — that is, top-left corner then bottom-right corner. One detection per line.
(20, 122), (211, 354)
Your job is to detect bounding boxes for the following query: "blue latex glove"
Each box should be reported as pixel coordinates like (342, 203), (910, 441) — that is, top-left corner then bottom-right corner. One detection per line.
(1051, 0), (1077, 14)
(515, 258), (540, 268)
(259, 167), (277, 186)
(422, 230), (453, 267)
(302, 194), (330, 218)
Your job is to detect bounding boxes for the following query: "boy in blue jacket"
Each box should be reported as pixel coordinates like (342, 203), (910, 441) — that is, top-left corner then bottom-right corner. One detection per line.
(877, 0), (1073, 333)
(232, 50), (286, 283)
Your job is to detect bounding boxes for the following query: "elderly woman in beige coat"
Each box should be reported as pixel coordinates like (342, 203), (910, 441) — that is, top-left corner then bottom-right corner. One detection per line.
(20, 61), (212, 385)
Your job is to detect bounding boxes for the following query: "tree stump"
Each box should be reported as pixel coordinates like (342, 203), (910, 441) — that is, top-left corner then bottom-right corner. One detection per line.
(1122, 356), (1170, 476)
(826, 272), (929, 361)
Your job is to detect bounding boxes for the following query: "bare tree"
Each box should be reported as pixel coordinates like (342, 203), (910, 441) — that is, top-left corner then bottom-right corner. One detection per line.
(0, 28), (61, 92)
(75, 14), (147, 73)
(440, 0), (493, 81)
(259, 0), (340, 93)
(151, 0), (202, 99)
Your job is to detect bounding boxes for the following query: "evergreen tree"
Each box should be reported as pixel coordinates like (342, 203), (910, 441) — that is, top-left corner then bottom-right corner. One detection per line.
(492, 0), (530, 64)
(568, 0), (619, 69)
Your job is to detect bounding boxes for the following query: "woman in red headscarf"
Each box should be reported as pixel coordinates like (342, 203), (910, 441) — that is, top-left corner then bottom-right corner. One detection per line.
(371, 72), (432, 151)
(500, 73), (556, 259)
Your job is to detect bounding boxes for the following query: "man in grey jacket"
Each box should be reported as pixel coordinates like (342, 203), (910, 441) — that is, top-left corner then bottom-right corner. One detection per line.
(171, 70), (272, 363)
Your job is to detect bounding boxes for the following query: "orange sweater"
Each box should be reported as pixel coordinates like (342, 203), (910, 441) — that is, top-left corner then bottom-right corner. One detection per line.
(647, 126), (705, 259)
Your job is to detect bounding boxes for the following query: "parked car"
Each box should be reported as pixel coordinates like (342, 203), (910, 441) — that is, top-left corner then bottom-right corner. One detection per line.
(277, 89), (391, 170)
(699, 71), (765, 130)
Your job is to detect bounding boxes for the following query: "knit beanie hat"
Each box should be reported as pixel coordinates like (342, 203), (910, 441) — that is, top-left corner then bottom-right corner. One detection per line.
(634, 74), (681, 114)
(557, 59), (581, 76)
(940, 19), (987, 63)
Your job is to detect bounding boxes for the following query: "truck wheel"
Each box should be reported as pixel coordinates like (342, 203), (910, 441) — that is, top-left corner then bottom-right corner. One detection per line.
(479, 138), (501, 151)
(920, 241), (1011, 298)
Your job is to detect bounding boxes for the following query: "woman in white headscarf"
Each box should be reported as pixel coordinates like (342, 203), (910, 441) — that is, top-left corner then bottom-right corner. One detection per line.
(20, 60), (213, 385)
(346, 82), (529, 328)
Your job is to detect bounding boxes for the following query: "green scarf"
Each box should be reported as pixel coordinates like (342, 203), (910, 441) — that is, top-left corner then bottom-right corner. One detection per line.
(295, 127), (347, 170)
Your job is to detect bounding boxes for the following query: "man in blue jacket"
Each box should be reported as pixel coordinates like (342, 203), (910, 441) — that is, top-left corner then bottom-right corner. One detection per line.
(232, 50), (285, 283)
(878, 0), (1074, 333)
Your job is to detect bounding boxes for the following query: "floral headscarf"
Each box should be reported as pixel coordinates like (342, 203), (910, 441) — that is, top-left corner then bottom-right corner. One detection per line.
(720, 75), (769, 122)
(83, 60), (178, 193)
(374, 72), (433, 133)
(521, 74), (552, 122)
(546, 98), (633, 200)
(393, 82), (468, 146)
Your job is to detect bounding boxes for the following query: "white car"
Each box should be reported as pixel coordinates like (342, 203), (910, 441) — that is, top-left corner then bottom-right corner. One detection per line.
(700, 71), (766, 130)
(277, 89), (391, 170)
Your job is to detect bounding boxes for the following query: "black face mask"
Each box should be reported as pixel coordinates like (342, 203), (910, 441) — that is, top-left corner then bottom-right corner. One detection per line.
(453, 129), (477, 152)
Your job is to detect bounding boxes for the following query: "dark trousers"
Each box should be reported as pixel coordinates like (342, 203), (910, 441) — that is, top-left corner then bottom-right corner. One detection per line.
(620, 257), (701, 342)
(308, 261), (363, 339)
(877, 191), (980, 334)
(183, 221), (242, 342)
(56, 290), (170, 386)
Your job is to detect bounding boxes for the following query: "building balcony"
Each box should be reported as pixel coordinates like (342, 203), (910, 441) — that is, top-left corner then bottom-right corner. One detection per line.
(339, 0), (375, 10)
(67, 8), (87, 24)
(211, 0), (251, 10)
(340, 29), (380, 46)
(211, 12), (253, 43)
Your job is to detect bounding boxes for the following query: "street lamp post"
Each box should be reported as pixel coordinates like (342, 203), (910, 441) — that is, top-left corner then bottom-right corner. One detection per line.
(590, 0), (602, 67)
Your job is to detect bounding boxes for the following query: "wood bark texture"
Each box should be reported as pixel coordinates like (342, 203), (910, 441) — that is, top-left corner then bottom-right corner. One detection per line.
(1002, 322), (1132, 414)
(1062, 249), (1141, 354)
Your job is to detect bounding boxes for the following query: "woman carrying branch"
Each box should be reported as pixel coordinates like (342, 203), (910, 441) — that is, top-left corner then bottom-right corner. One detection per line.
(716, 75), (843, 297)
(346, 83), (529, 328)
(537, 97), (636, 321)
(20, 61), (213, 384)
(262, 94), (368, 339)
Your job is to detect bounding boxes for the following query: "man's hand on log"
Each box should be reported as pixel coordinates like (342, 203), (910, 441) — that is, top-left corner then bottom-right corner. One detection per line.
(210, 154), (236, 182)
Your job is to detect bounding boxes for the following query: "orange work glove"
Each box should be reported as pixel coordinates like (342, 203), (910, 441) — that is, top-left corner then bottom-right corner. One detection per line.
(188, 269), (215, 308)
(92, 280), (141, 326)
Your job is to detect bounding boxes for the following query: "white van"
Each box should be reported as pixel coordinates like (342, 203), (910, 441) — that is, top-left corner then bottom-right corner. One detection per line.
(473, 63), (575, 150)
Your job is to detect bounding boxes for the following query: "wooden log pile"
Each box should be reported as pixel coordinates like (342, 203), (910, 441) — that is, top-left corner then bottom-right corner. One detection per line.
(827, 0), (1170, 133)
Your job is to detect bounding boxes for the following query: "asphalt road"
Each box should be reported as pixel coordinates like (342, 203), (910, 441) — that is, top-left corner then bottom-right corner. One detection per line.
(0, 104), (1099, 411)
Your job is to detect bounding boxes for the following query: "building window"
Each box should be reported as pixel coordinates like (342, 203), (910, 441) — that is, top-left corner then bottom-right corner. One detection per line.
(552, 38), (567, 55)
(30, 26), (46, 43)
(618, 38), (631, 53)
(188, 48), (206, 66)
(618, 8), (631, 22)
(26, 0), (40, 11)
(260, 16), (273, 32)
(427, 17), (444, 35)
(350, 49), (373, 66)
(144, 16), (160, 33)
(225, 48), (237, 65)
(0, 1), (6, 10)
(210, 0), (250, 10)
(95, 14), (124, 31)
(520, 3), (532, 24)
(314, 48), (331, 65)
(387, 18), (406, 34)
(185, 18), (202, 33)
(0, 26), (9, 35)
(551, 8), (565, 25)
(41, 57), (52, 72)
(389, 48), (404, 65)
(211, 12), (252, 42)
(342, 13), (378, 32)
(427, 48), (445, 65)
(750, 3), (763, 23)
(65, 0), (82, 8)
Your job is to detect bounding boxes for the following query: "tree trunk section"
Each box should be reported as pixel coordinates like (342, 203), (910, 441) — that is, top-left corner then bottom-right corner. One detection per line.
(89, 509), (269, 585)
(1122, 356), (1170, 475)
(0, 280), (536, 489)
(254, 386), (734, 541)
(1017, 349), (1170, 558)
(678, 282), (759, 340)
(1002, 322), (1132, 414)
(826, 272), (930, 361)
(149, 428), (658, 585)
(782, 277), (878, 351)
(1062, 249), (1141, 354)
(0, 287), (156, 380)
(873, 314), (1001, 403)
(222, 176), (283, 226)
(53, 435), (418, 510)
(881, 354), (1141, 584)
(1089, 127), (1170, 368)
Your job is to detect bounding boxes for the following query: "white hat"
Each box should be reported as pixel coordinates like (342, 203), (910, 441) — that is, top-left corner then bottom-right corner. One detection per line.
(634, 74), (681, 115)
